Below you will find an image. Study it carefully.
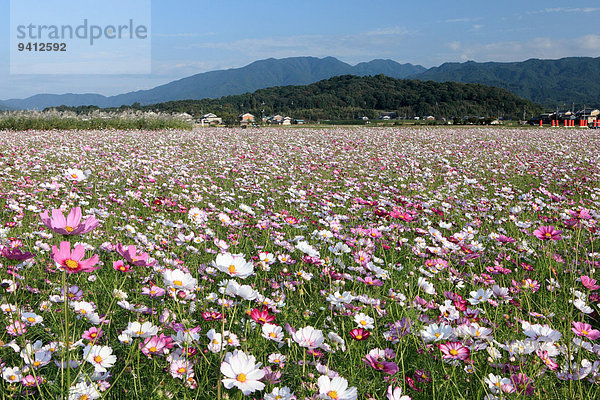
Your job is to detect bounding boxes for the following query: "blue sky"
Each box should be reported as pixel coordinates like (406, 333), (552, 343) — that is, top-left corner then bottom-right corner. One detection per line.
(2, 0), (600, 99)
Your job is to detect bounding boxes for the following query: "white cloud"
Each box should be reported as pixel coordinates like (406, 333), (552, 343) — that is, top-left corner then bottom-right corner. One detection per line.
(444, 34), (600, 62)
(187, 28), (412, 62)
(527, 7), (600, 15)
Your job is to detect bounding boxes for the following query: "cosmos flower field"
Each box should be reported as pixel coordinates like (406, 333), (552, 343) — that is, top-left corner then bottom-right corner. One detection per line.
(0, 126), (599, 400)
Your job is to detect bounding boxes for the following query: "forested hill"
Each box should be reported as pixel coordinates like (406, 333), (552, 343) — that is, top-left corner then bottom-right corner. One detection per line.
(52, 75), (542, 121)
(410, 57), (600, 108)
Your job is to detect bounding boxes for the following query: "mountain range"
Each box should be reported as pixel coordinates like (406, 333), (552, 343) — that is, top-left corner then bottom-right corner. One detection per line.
(2, 56), (599, 110)
(0, 57), (425, 110)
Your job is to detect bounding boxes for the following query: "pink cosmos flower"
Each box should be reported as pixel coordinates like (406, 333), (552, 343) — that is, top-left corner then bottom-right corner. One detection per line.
(142, 285), (166, 297)
(40, 207), (98, 235)
(581, 276), (600, 291)
(438, 341), (470, 361)
(6, 320), (26, 336)
(354, 250), (371, 266)
(113, 260), (132, 273)
(116, 244), (155, 267)
(363, 354), (399, 375)
(572, 321), (600, 340)
(52, 241), (100, 274)
(533, 226), (562, 241)
(140, 334), (174, 357)
(82, 327), (103, 342)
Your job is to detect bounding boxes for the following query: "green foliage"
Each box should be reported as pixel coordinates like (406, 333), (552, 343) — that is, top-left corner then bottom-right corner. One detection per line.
(57, 75), (542, 121)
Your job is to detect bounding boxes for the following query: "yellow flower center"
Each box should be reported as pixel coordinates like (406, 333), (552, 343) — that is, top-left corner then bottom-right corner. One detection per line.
(65, 259), (79, 270)
(149, 346), (157, 353)
(33, 361), (41, 367)
(228, 265), (236, 274)
(8, 375), (16, 381)
(449, 349), (459, 356)
(328, 390), (339, 399)
(582, 330), (589, 335)
(173, 280), (183, 287)
(65, 226), (74, 233)
(435, 332), (441, 337)
(79, 395), (89, 400)
(27, 317), (35, 323)
(212, 339), (219, 344)
(236, 373), (247, 382)
(93, 355), (103, 363)
(360, 320), (367, 326)
(136, 331), (144, 335)
(355, 334), (362, 340)
(269, 332), (277, 338)
(71, 174), (78, 179)
(178, 367), (186, 373)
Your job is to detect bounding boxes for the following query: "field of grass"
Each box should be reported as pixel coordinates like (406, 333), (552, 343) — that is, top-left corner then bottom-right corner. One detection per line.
(0, 126), (598, 400)
(0, 112), (194, 131)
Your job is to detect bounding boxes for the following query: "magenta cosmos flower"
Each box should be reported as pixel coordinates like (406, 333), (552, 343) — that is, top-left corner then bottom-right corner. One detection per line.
(0, 246), (34, 261)
(52, 241), (100, 274)
(40, 207), (98, 235)
(533, 226), (562, 241)
(362, 354), (399, 375)
(438, 341), (470, 361)
(116, 244), (155, 267)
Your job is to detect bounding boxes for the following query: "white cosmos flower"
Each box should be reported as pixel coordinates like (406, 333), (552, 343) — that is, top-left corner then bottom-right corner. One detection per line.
(188, 207), (207, 224)
(220, 350), (265, 395)
(317, 375), (357, 400)
(295, 241), (320, 258)
(65, 168), (88, 182)
(2, 367), (22, 383)
(420, 323), (454, 343)
(207, 329), (224, 353)
(265, 386), (296, 400)
(83, 345), (116, 373)
(353, 313), (374, 329)
(262, 323), (284, 343)
(292, 326), (325, 349)
(214, 253), (254, 279)
(124, 321), (159, 338)
(163, 269), (197, 290)
(68, 381), (100, 400)
(326, 291), (354, 308)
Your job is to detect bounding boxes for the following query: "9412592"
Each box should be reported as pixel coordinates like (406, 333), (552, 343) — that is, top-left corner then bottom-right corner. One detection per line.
(18, 42), (66, 51)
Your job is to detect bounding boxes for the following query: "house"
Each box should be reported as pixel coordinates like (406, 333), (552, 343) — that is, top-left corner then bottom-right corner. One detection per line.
(576, 109), (600, 123)
(239, 113), (255, 123)
(282, 117), (292, 125)
(269, 115), (284, 124)
(294, 119), (305, 125)
(200, 113), (222, 125)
